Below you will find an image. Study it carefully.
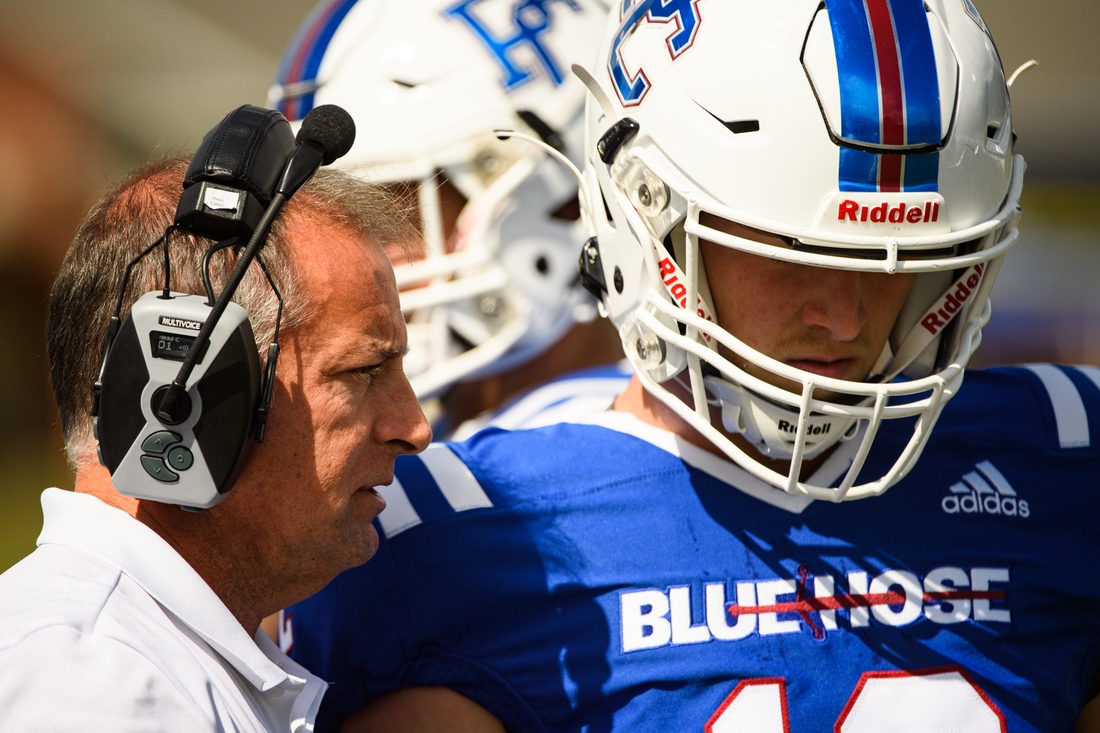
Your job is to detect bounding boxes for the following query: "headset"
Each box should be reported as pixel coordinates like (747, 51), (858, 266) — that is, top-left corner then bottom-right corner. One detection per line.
(92, 103), (355, 511)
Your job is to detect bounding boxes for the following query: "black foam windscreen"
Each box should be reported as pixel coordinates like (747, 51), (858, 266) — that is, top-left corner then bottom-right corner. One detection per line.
(297, 105), (356, 165)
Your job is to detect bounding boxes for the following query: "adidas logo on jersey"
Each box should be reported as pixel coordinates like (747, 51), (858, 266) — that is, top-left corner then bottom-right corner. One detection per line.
(941, 461), (1029, 518)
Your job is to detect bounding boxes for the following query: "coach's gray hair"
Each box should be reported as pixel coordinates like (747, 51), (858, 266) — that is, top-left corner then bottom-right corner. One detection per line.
(48, 156), (415, 468)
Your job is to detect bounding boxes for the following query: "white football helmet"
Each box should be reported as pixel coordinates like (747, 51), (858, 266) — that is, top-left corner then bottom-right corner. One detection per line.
(576, 0), (1024, 500)
(268, 0), (612, 399)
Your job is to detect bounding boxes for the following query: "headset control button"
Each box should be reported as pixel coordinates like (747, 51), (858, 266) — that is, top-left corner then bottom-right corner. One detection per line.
(140, 456), (179, 483)
(92, 417), (99, 441)
(167, 446), (194, 472)
(142, 431), (181, 454)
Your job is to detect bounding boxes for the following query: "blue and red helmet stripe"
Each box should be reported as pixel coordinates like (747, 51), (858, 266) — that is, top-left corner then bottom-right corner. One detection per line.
(824, 0), (942, 193)
(274, 0), (361, 122)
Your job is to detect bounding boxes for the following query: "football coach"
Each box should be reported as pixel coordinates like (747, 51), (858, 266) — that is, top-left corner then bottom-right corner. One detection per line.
(0, 145), (431, 731)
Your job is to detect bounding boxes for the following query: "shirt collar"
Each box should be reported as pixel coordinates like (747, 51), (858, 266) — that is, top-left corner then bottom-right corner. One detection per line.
(36, 488), (296, 692)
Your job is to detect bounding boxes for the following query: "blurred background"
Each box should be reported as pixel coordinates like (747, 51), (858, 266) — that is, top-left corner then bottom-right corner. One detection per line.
(0, 0), (1096, 571)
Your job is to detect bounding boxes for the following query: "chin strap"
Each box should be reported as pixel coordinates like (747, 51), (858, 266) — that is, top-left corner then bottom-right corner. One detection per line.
(649, 238), (718, 346)
(878, 261), (988, 381)
(703, 375), (858, 460)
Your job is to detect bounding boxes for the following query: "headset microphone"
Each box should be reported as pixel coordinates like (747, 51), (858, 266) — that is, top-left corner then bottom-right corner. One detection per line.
(93, 104), (356, 511)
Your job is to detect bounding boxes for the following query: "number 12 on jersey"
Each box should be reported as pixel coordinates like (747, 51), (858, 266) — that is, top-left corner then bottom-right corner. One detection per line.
(705, 667), (1007, 732)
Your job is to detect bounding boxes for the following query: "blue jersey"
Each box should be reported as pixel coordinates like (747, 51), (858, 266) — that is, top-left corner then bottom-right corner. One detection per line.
(285, 365), (1100, 733)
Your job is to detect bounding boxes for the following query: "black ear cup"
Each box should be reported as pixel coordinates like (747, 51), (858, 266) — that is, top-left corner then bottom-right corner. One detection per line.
(96, 293), (261, 510)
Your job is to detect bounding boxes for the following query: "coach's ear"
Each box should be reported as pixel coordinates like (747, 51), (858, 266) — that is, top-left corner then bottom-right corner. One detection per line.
(341, 687), (504, 733)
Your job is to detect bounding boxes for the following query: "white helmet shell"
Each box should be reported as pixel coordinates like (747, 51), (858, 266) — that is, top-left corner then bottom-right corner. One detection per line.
(579, 0), (1024, 500)
(270, 0), (612, 398)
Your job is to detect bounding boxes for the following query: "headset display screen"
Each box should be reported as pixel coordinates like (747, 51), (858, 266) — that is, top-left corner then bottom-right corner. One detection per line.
(150, 331), (206, 363)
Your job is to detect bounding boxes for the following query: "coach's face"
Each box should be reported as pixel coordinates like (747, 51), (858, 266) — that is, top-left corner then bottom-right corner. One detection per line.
(234, 211), (431, 587)
(698, 213), (915, 394)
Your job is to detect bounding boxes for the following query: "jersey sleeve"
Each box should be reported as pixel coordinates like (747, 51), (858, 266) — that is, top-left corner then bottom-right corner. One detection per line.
(928, 365), (1100, 456)
(288, 444), (548, 733)
(0, 626), (213, 732)
(1018, 364), (1100, 452)
(923, 364), (1100, 706)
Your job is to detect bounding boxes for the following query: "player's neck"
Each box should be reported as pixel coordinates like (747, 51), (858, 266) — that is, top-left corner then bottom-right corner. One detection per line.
(612, 376), (832, 479)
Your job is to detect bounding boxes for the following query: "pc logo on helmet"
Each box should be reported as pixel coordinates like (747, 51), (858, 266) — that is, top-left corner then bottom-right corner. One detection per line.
(610, 0), (702, 106)
(445, 0), (584, 90)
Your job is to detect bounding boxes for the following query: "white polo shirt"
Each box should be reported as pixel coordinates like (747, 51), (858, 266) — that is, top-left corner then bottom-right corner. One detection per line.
(0, 488), (327, 732)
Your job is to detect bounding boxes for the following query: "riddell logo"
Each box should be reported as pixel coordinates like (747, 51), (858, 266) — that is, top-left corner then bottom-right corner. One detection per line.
(919, 263), (985, 337)
(837, 200), (940, 224)
(777, 420), (831, 436)
(942, 461), (1029, 518)
(656, 254), (714, 343)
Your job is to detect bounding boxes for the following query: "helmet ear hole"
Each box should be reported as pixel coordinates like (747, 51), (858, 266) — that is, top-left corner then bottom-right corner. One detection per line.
(600, 191), (617, 229)
(549, 197), (581, 222)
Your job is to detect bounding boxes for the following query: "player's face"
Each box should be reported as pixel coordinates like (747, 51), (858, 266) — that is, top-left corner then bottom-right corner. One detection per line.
(235, 212), (431, 587)
(699, 213), (915, 394)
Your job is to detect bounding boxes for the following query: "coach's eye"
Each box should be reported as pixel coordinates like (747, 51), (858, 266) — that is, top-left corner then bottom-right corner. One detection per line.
(348, 363), (386, 384)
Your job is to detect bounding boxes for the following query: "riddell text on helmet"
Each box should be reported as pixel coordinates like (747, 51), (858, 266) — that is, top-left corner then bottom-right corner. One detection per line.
(920, 263), (986, 336)
(657, 254), (714, 342)
(837, 199), (940, 224)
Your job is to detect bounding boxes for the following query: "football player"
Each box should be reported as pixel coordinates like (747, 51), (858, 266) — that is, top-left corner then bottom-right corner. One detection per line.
(283, 1), (1100, 731)
(267, 0), (627, 439)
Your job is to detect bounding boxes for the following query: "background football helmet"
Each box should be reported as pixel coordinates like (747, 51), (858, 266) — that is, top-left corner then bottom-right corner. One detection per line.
(269, 0), (611, 400)
(578, 0), (1024, 500)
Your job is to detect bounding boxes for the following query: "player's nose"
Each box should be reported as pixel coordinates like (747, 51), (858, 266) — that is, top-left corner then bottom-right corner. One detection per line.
(799, 269), (866, 342)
